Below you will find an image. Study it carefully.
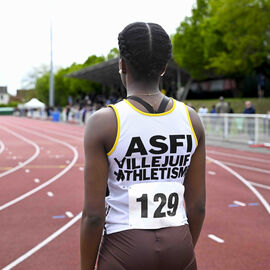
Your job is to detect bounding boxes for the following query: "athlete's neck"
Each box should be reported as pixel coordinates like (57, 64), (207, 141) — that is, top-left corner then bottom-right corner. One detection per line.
(126, 80), (160, 97)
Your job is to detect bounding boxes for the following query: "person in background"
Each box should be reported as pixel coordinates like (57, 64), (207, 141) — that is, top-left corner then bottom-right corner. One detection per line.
(215, 96), (229, 136)
(243, 101), (256, 144)
(198, 105), (208, 114)
(215, 96), (229, 114)
(210, 105), (217, 132)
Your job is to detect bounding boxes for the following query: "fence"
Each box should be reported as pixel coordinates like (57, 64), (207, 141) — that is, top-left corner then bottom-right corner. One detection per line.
(198, 113), (270, 146)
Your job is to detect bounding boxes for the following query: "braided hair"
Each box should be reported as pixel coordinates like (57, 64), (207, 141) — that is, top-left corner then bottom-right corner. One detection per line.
(118, 22), (172, 81)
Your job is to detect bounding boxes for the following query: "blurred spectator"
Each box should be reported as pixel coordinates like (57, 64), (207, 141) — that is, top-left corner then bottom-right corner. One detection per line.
(243, 101), (256, 144)
(243, 101), (255, 114)
(257, 74), (265, 98)
(210, 105), (216, 114)
(210, 105), (217, 132)
(198, 105), (208, 114)
(215, 96), (229, 113)
(228, 102), (234, 113)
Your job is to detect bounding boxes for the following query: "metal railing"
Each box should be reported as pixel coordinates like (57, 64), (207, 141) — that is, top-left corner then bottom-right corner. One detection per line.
(198, 113), (270, 145)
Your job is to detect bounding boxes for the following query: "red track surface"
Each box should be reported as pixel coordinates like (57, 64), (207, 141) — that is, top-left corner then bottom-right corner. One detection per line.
(0, 116), (269, 270)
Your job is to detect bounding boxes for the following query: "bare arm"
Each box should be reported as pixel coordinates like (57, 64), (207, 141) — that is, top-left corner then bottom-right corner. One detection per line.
(184, 106), (206, 247)
(80, 108), (116, 270)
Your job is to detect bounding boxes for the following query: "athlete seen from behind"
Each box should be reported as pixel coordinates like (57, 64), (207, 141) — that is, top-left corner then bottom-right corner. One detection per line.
(81, 22), (206, 270)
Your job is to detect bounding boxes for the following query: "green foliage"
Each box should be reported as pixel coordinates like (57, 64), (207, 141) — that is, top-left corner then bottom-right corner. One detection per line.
(107, 48), (119, 60)
(0, 101), (19, 108)
(34, 53), (109, 106)
(172, 0), (270, 79)
(35, 72), (50, 104)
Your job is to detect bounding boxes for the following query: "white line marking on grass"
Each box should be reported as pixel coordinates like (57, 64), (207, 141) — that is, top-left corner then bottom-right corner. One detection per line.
(0, 140), (5, 154)
(207, 150), (270, 164)
(222, 161), (270, 174)
(208, 234), (224, 243)
(47, 192), (54, 197)
(207, 156), (270, 215)
(65, 211), (74, 218)
(0, 127), (40, 178)
(233, 200), (246, 206)
(0, 126), (78, 211)
(2, 212), (82, 270)
(248, 181), (270, 190)
(208, 171), (216, 175)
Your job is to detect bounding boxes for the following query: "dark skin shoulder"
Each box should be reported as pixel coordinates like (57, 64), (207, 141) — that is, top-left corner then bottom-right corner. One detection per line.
(184, 105), (206, 246)
(80, 106), (117, 270)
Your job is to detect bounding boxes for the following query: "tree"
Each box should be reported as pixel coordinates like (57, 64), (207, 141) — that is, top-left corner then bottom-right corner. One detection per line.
(172, 0), (270, 79)
(21, 65), (50, 89)
(107, 48), (119, 60)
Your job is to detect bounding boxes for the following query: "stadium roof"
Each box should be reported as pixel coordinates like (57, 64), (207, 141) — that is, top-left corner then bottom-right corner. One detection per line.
(67, 57), (189, 87)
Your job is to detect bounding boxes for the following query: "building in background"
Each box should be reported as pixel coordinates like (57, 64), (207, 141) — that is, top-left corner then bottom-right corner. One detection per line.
(0, 86), (10, 105)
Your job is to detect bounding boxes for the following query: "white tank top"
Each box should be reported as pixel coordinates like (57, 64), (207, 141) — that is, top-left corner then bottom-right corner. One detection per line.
(105, 98), (198, 234)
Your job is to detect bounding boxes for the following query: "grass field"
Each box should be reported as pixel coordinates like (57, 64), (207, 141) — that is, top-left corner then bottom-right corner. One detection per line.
(184, 97), (270, 114)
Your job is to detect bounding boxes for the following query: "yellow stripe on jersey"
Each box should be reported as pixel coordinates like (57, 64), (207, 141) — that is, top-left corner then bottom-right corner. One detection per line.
(123, 98), (176, 116)
(184, 104), (198, 147)
(107, 105), (120, 156)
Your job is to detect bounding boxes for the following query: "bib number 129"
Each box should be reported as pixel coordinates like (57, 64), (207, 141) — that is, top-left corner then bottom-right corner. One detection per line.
(128, 182), (184, 229)
(136, 192), (179, 218)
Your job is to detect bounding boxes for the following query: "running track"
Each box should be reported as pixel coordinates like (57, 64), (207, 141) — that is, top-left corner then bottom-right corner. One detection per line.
(0, 116), (269, 270)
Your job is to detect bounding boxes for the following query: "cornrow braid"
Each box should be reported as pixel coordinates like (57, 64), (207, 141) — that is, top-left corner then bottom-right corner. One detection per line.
(118, 22), (172, 81)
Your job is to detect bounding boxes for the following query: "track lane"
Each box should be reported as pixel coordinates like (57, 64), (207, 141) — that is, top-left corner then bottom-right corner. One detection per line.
(196, 161), (270, 270)
(0, 127), (40, 178)
(0, 126), (76, 206)
(1, 117), (269, 269)
(0, 120), (84, 269)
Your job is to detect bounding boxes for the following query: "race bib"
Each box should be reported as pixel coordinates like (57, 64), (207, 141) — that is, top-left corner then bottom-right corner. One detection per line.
(128, 182), (185, 229)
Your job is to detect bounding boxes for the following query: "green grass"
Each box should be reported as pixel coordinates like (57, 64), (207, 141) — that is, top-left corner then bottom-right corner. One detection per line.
(184, 97), (270, 114)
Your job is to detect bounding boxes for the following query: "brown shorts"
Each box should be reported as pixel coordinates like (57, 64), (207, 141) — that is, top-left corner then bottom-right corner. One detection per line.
(97, 225), (197, 270)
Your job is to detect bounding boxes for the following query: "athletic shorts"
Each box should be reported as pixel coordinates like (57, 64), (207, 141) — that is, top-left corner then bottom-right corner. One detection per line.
(97, 225), (197, 270)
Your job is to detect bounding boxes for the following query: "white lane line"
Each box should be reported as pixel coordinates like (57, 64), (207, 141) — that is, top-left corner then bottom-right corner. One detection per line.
(0, 139), (5, 154)
(207, 150), (270, 164)
(207, 156), (270, 215)
(20, 126), (84, 142)
(47, 192), (54, 197)
(208, 234), (224, 243)
(34, 178), (40, 183)
(25, 169), (30, 173)
(0, 127), (40, 178)
(65, 160), (70, 164)
(233, 200), (246, 207)
(208, 171), (216, 175)
(248, 181), (270, 190)
(0, 126), (78, 211)
(79, 167), (84, 171)
(2, 212), (82, 270)
(222, 161), (270, 175)
(65, 211), (74, 218)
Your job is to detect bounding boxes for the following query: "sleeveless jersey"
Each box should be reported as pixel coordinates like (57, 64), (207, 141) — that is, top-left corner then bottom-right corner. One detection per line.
(105, 98), (198, 234)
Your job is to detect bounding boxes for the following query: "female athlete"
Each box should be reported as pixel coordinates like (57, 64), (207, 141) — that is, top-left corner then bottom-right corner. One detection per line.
(80, 22), (205, 270)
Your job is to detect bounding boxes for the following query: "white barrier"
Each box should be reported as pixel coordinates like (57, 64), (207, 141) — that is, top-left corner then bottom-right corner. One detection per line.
(199, 113), (270, 145)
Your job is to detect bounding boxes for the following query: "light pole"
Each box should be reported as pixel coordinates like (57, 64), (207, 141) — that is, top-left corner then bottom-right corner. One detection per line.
(49, 21), (54, 107)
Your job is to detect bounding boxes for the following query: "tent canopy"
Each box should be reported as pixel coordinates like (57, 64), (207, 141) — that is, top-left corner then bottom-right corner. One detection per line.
(22, 98), (45, 109)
